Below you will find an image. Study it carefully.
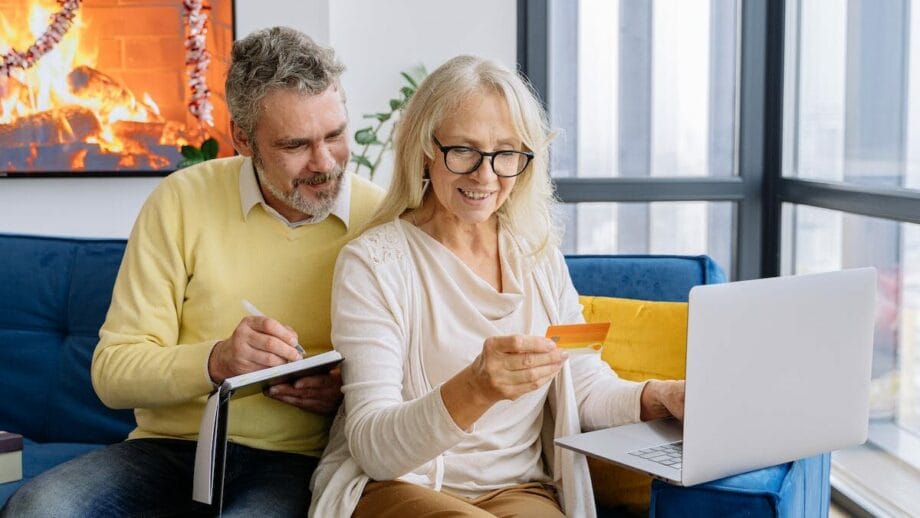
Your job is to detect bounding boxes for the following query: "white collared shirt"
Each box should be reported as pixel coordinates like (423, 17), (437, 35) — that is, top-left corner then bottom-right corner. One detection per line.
(238, 156), (351, 229)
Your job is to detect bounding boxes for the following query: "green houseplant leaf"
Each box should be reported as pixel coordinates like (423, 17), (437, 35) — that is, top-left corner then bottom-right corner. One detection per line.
(351, 153), (373, 169)
(364, 112), (392, 122)
(400, 71), (419, 88)
(176, 137), (221, 170)
(200, 138), (219, 160)
(354, 127), (380, 145)
(180, 145), (204, 161)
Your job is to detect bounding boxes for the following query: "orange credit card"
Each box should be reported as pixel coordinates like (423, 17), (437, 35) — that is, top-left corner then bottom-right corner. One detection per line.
(545, 322), (610, 351)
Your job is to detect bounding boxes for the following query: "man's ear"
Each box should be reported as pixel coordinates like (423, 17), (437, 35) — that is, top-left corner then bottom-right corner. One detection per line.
(230, 120), (254, 157)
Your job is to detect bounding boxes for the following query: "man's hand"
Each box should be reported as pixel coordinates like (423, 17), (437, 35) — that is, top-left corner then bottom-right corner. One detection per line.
(640, 379), (685, 421)
(208, 316), (302, 384)
(265, 367), (343, 414)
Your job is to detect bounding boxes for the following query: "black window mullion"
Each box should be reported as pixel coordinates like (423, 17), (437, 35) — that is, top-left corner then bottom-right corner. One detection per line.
(517, 0), (548, 107)
(553, 177), (744, 203)
(736, 0), (785, 281)
(780, 178), (920, 225)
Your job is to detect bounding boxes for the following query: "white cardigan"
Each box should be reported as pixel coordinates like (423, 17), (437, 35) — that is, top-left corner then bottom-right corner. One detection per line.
(309, 220), (645, 517)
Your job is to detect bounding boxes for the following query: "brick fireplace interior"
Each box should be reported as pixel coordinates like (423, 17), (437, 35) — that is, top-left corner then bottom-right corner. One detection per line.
(0, 0), (233, 174)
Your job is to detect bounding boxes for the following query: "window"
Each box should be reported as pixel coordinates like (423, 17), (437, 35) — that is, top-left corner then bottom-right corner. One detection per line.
(783, 0), (920, 443)
(536, 0), (741, 270)
(783, 205), (920, 433)
(789, 0), (920, 192)
(561, 201), (734, 273)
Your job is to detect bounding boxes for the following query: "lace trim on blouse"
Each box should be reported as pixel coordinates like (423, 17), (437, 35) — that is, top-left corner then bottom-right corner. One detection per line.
(363, 223), (404, 265)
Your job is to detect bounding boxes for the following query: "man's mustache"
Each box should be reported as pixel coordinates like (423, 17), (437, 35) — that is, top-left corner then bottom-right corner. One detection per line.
(293, 166), (344, 187)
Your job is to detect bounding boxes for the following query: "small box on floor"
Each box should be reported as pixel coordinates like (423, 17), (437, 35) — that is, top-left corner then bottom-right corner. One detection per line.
(0, 431), (23, 484)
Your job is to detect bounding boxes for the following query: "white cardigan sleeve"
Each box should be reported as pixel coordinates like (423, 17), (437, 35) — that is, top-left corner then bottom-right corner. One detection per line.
(550, 250), (647, 430)
(331, 238), (472, 481)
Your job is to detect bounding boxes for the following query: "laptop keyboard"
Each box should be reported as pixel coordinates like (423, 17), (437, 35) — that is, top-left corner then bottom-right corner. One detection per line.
(628, 441), (683, 469)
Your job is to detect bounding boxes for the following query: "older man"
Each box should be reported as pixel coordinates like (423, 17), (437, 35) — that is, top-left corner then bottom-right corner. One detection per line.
(1, 27), (383, 517)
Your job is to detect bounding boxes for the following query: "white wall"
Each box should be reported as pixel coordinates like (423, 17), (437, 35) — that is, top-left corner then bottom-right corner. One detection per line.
(0, 177), (161, 238)
(236, 0), (330, 44)
(330, 0), (517, 187)
(0, 0), (515, 238)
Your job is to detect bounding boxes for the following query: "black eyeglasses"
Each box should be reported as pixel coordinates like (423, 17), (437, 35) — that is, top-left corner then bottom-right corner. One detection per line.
(432, 136), (534, 178)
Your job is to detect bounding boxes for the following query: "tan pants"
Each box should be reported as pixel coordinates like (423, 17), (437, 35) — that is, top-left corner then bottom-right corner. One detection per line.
(352, 480), (565, 518)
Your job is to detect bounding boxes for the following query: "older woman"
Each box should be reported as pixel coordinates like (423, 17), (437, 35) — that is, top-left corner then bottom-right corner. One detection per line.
(310, 56), (684, 517)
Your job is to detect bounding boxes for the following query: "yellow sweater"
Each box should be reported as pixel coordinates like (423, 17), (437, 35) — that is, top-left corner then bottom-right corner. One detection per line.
(91, 156), (384, 456)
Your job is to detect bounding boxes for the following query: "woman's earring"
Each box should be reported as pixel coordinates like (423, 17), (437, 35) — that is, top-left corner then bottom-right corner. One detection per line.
(422, 168), (430, 194)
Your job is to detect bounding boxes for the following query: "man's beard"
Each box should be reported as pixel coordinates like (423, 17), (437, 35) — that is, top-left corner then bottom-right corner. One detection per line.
(253, 152), (345, 221)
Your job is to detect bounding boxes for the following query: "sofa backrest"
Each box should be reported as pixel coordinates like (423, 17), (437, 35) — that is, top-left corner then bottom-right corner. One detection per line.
(0, 232), (725, 445)
(0, 234), (134, 444)
(565, 254), (726, 302)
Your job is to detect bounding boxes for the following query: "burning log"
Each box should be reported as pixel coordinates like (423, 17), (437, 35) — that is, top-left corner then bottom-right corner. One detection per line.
(59, 105), (102, 141)
(0, 106), (101, 147)
(0, 143), (122, 172)
(67, 65), (158, 122)
(112, 120), (167, 150)
(0, 110), (73, 147)
(67, 65), (135, 107)
(160, 120), (191, 146)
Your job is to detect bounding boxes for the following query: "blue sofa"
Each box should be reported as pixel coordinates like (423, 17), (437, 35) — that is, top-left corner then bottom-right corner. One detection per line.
(0, 234), (830, 515)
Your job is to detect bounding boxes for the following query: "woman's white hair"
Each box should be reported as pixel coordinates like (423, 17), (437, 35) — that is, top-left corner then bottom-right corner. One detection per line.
(365, 55), (560, 258)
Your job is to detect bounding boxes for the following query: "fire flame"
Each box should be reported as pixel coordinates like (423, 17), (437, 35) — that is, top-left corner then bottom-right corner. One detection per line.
(0, 0), (198, 170)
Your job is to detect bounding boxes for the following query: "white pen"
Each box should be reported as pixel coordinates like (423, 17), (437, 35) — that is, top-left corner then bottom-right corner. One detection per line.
(241, 299), (306, 356)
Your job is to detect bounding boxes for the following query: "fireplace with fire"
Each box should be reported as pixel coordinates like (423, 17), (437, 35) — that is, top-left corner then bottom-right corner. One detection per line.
(0, 0), (234, 175)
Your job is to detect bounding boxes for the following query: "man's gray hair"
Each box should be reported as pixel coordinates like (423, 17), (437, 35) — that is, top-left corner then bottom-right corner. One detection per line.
(226, 26), (345, 137)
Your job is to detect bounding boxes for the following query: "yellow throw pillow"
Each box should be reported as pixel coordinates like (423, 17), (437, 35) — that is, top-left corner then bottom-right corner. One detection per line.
(579, 295), (688, 513)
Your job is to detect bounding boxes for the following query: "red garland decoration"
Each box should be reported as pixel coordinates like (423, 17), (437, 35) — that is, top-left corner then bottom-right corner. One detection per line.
(0, 0), (81, 77)
(182, 0), (214, 126)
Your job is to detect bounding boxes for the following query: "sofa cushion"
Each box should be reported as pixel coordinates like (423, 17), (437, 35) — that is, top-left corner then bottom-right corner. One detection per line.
(649, 454), (831, 517)
(582, 296), (688, 381)
(0, 438), (106, 505)
(580, 295), (689, 512)
(0, 234), (134, 444)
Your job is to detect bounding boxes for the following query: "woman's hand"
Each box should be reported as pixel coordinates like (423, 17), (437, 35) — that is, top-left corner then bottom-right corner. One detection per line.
(441, 335), (569, 430)
(640, 379), (685, 421)
(470, 335), (568, 402)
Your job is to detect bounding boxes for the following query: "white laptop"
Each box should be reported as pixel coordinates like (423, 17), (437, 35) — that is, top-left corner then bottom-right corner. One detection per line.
(555, 268), (877, 486)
